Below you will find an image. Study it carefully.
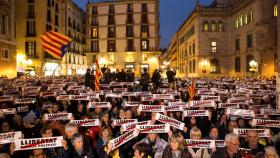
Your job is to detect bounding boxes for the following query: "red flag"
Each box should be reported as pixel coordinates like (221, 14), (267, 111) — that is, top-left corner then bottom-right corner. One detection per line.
(95, 59), (101, 91)
(187, 79), (196, 100)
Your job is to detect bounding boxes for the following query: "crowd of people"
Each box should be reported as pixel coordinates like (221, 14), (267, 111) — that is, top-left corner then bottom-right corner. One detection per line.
(0, 67), (279, 158)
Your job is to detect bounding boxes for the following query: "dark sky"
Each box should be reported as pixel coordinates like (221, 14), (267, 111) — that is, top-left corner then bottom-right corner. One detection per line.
(74, 0), (214, 49)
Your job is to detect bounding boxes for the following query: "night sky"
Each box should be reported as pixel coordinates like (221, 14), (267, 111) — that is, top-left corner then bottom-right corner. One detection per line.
(74, 0), (214, 49)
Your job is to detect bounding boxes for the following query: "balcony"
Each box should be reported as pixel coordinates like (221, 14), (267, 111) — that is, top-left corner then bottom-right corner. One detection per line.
(141, 47), (160, 52)
(125, 47), (136, 52)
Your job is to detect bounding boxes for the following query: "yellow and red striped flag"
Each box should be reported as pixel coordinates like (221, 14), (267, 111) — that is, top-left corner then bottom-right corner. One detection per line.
(40, 31), (72, 60)
(187, 79), (196, 101)
(95, 59), (101, 91)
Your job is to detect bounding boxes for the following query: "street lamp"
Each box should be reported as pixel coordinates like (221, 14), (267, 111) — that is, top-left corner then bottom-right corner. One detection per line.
(249, 60), (258, 74)
(199, 59), (209, 73)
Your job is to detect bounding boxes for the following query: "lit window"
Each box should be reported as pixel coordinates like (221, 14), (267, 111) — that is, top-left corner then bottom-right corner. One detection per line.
(211, 21), (217, 31)
(249, 10), (253, 22)
(235, 18), (239, 28)
(239, 15), (243, 27)
(91, 28), (98, 38)
(274, 5), (278, 17)
(142, 53), (147, 61)
(141, 40), (149, 51)
(211, 41), (217, 53)
(244, 14), (248, 25)
(203, 21), (209, 31)
(109, 53), (114, 61)
(218, 22), (224, 31)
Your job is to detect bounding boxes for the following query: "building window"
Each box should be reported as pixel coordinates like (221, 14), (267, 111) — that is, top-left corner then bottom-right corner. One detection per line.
(243, 14), (248, 25)
(55, 3), (59, 12)
(109, 53), (114, 61)
(189, 45), (192, 55)
(218, 21), (224, 31)
(210, 58), (220, 74)
(274, 54), (277, 72)
(47, 9), (51, 22)
(246, 54), (254, 72)
(235, 17), (239, 28)
(107, 40), (116, 52)
(46, 24), (52, 31)
(55, 14), (59, 26)
(127, 4), (133, 12)
(211, 21), (217, 31)
(108, 15), (115, 25)
(25, 42), (36, 58)
(91, 41), (99, 52)
(203, 21), (209, 31)
(127, 39), (134, 51)
(189, 60), (192, 73)
(126, 26), (133, 37)
(235, 57), (241, 72)
(91, 28), (98, 38)
(211, 41), (217, 53)
(68, 17), (72, 27)
(274, 5), (278, 17)
(249, 10), (254, 22)
(141, 25), (149, 37)
(235, 38), (240, 51)
(127, 14), (133, 24)
(26, 21), (35, 36)
(141, 39), (149, 51)
(142, 3), (147, 12)
(1, 48), (9, 60)
(108, 27), (115, 38)
(28, 5), (35, 18)
(142, 53), (147, 61)
(193, 59), (196, 73)
(247, 34), (253, 48)
(47, 0), (51, 7)
(192, 43), (195, 54)
(109, 5), (114, 14)
(0, 15), (5, 34)
(92, 17), (98, 26)
(92, 6), (98, 15)
(141, 14), (148, 23)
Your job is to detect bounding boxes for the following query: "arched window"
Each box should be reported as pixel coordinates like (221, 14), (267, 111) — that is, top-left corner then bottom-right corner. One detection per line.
(203, 21), (209, 31)
(218, 21), (224, 31)
(210, 58), (220, 74)
(211, 21), (217, 31)
(235, 56), (241, 72)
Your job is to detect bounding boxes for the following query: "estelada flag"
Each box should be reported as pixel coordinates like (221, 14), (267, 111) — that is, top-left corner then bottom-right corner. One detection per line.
(40, 31), (72, 60)
(95, 59), (101, 91)
(187, 79), (196, 100)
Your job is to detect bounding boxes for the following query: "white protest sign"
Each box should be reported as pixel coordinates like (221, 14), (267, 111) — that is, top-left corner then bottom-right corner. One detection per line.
(124, 101), (141, 107)
(215, 140), (226, 148)
(136, 124), (170, 133)
(105, 93), (122, 98)
(42, 104), (53, 110)
(40, 92), (56, 97)
(218, 103), (240, 109)
(226, 109), (255, 118)
(200, 95), (221, 102)
(14, 98), (36, 104)
(70, 119), (100, 127)
(155, 113), (185, 130)
(17, 106), (29, 113)
(109, 129), (139, 150)
(0, 96), (13, 102)
(183, 110), (209, 117)
(122, 92), (137, 97)
(0, 131), (22, 144)
(113, 88), (128, 92)
(168, 102), (188, 108)
(121, 121), (151, 132)
(56, 95), (69, 100)
(189, 100), (216, 108)
(165, 104), (184, 111)
(87, 102), (111, 109)
(153, 94), (174, 100)
(112, 119), (138, 126)
(69, 95), (89, 100)
(138, 105), (165, 113)
(251, 119), (280, 128)
(185, 139), (215, 148)
(233, 128), (270, 137)
(44, 113), (72, 121)
(141, 95), (154, 102)
(67, 86), (85, 91)
(15, 136), (63, 151)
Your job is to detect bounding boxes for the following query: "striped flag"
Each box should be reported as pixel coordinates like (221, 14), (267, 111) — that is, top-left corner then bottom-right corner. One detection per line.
(187, 79), (196, 101)
(40, 31), (72, 60)
(95, 59), (101, 91)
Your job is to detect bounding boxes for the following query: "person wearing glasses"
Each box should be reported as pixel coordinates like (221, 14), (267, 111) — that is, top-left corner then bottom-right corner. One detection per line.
(211, 133), (242, 158)
(162, 133), (192, 158)
(187, 127), (211, 158)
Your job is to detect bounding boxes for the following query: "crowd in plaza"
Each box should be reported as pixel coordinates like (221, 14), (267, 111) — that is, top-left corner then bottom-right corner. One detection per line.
(0, 67), (279, 158)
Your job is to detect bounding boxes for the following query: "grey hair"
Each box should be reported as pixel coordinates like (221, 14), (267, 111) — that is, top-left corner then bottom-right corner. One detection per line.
(65, 122), (78, 133)
(225, 133), (239, 143)
(189, 127), (201, 136)
(265, 146), (279, 158)
(0, 153), (10, 158)
(71, 133), (83, 145)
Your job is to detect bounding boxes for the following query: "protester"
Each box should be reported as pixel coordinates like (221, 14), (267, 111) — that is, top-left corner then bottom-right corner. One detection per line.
(85, 69), (92, 88)
(166, 67), (176, 89)
(264, 146), (279, 158)
(140, 68), (150, 91)
(134, 142), (152, 158)
(71, 133), (95, 158)
(188, 127), (211, 158)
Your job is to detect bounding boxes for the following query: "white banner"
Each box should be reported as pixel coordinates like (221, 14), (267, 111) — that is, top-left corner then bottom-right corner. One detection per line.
(155, 113), (185, 130)
(136, 124), (170, 133)
(189, 100), (216, 108)
(67, 86), (85, 91)
(42, 104), (53, 110)
(113, 88), (128, 92)
(122, 92), (137, 97)
(14, 98), (36, 104)
(141, 95), (154, 102)
(200, 95), (221, 102)
(233, 128), (270, 137)
(105, 93), (122, 98)
(123, 101), (141, 107)
(218, 103), (240, 109)
(138, 105), (165, 113)
(70, 119), (100, 127)
(226, 109), (255, 118)
(0, 96), (13, 102)
(44, 113), (72, 121)
(87, 102), (111, 109)
(17, 106), (29, 113)
(227, 98), (250, 104)
(56, 95), (69, 101)
(109, 129), (139, 150)
(215, 140), (226, 148)
(15, 136), (63, 151)
(69, 95), (89, 100)
(40, 92), (56, 97)
(185, 139), (215, 148)
(153, 94), (174, 100)
(165, 105), (184, 111)
(251, 119), (280, 128)
(112, 119), (138, 126)
(122, 121), (151, 132)
(183, 110), (209, 117)
(0, 108), (16, 115)
(0, 131), (22, 144)
(122, 82), (134, 86)
(168, 102), (188, 108)
(260, 109), (280, 115)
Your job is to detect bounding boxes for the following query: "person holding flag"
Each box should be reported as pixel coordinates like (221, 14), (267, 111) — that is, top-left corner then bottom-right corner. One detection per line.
(95, 59), (101, 91)
(187, 79), (196, 101)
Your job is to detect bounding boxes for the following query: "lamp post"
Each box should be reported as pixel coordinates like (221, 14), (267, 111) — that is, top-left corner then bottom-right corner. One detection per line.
(249, 60), (258, 77)
(200, 59), (209, 73)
